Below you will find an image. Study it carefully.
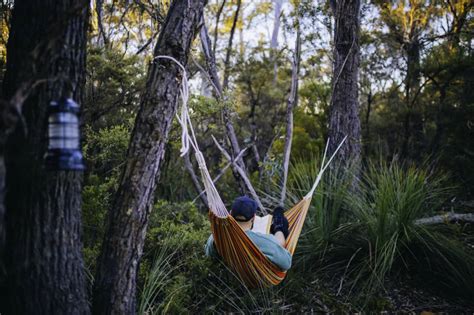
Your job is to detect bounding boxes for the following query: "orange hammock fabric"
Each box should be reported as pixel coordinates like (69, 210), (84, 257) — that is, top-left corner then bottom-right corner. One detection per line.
(209, 197), (312, 288)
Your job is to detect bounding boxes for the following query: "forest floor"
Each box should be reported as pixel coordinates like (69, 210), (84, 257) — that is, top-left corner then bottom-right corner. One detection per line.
(298, 273), (474, 313)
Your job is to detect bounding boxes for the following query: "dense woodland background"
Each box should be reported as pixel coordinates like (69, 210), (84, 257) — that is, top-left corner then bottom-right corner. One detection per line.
(0, 0), (473, 313)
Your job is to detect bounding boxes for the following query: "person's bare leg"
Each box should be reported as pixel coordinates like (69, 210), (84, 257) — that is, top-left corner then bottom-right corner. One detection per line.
(273, 231), (286, 247)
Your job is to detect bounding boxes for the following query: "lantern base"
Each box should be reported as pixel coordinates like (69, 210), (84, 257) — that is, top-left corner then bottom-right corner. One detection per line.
(44, 148), (85, 171)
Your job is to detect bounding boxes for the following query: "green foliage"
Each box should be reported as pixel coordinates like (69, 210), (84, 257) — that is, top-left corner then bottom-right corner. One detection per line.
(82, 124), (131, 269)
(83, 124), (130, 175)
(138, 235), (180, 315)
(135, 161), (473, 312)
(292, 159), (474, 306)
(141, 201), (214, 312)
(84, 47), (145, 129)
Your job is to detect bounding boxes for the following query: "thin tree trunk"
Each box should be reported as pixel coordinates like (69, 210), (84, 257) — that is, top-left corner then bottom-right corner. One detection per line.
(212, 0), (227, 55)
(271, 0), (283, 84)
(96, 0), (109, 46)
(200, 19), (223, 97)
(92, 1), (207, 313)
(1, 1), (90, 313)
(222, 0), (241, 90)
(401, 39), (422, 159)
(328, 0), (361, 165)
(280, 25), (301, 205)
(246, 80), (261, 174)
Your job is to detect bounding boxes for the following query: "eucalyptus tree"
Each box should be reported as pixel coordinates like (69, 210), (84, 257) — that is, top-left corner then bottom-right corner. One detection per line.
(92, 0), (207, 313)
(328, 0), (362, 164)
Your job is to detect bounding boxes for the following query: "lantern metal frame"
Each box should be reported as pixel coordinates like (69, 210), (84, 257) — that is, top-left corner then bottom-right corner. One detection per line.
(44, 98), (85, 171)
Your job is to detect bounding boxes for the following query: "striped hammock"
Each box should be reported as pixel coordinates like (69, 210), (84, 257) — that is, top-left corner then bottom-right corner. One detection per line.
(156, 55), (346, 288)
(200, 138), (345, 288)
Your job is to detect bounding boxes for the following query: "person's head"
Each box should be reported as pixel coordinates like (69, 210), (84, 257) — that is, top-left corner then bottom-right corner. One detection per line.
(230, 196), (257, 230)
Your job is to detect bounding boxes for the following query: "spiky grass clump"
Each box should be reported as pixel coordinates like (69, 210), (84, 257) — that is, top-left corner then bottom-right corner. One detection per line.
(292, 159), (474, 302)
(348, 162), (452, 293)
(138, 235), (181, 315)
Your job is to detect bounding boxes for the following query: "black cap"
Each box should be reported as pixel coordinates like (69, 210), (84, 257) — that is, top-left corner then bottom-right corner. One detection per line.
(231, 196), (257, 221)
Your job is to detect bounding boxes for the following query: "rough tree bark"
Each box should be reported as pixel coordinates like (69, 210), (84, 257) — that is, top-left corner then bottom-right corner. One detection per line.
(92, 1), (207, 314)
(0, 0), (90, 313)
(328, 0), (361, 164)
(364, 89), (372, 156)
(280, 24), (301, 205)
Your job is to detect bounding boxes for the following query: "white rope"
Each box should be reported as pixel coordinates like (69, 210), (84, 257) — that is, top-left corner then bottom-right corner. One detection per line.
(304, 136), (347, 200)
(154, 55), (228, 217)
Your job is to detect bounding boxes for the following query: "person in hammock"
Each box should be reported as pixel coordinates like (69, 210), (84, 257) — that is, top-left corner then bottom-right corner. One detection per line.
(205, 196), (292, 271)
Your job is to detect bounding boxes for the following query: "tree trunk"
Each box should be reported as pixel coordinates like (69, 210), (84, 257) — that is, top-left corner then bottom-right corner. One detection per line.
(364, 89), (372, 156)
(328, 0), (361, 165)
(280, 25), (301, 205)
(92, 1), (207, 314)
(401, 39), (422, 159)
(1, 1), (90, 313)
(212, 0), (226, 55)
(271, 0), (283, 84)
(222, 0), (241, 90)
(200, 18), (248, 195)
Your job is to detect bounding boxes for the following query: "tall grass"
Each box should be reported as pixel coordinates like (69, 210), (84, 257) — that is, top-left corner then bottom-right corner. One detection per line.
(348, 162), (454, 294)
(205, 263), (289, 313)
(138, 235), (181, 315)
(289, 158), (474, 302)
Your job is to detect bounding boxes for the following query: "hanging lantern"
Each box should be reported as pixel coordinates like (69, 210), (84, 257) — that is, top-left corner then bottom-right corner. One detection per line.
(44, 98), (85, 170)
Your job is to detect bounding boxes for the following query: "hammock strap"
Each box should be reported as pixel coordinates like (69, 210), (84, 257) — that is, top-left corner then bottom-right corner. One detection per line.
(304, 135), (347, 199)
(154, 55), (228, 217)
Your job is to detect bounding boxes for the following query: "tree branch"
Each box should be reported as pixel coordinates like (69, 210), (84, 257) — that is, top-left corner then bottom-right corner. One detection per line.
(199, 17), (249, 194)
(212, 135), (265, 212)
(192, 146), (248, 203)
(414, 213), (474, 226)
(213, 0), (227, 55)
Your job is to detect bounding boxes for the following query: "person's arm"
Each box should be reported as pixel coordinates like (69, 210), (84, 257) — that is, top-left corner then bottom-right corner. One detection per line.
(268, 241), (292, 271)
(251, 233), (292, 271)
(204, 234), (218, 258)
